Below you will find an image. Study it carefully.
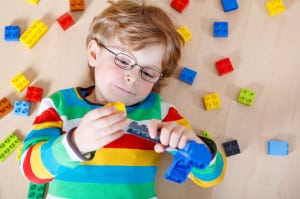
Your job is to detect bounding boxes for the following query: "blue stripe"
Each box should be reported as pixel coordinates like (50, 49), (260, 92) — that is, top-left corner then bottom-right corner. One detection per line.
(192, 152), (224, 181)
(40, 138), (71, 175)
(24, 128), (61, 142)
(55, 165), (157, 184)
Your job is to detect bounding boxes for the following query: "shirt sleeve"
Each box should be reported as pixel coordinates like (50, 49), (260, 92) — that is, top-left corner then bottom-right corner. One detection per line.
(160, 102), (227, 187)
(19, 95), (82, 184)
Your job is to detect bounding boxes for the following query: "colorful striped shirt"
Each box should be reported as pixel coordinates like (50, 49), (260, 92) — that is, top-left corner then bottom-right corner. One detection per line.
(19, 87), (226, 199)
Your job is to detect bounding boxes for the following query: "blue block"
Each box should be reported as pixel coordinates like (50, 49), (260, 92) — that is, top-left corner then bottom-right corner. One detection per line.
(268, 140), (288, 156)
(221, 0), (238, 12)
(14, 100), (31, 116)
(214, 22), (228, 37)
(179, 67), (197, 85)
(4, 26), (20, 41)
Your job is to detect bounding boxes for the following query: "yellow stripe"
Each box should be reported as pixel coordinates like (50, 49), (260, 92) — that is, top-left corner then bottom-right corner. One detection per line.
(30, 142), (53, 179)
(189, 151), (227, 188)
(82, 148), (160, 166)
(32, 121), (63, 130)
(176, 118), (192, 130)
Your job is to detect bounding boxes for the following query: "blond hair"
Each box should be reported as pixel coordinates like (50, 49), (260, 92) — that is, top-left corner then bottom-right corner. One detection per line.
(86, 0), (183, 89)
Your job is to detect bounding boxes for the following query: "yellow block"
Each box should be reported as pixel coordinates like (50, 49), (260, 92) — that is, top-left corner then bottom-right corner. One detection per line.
(20, 19), (48, 48)
(105, 102), (126, 112)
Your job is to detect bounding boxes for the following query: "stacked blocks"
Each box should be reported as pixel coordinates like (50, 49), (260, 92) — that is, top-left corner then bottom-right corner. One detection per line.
(222, 140), (240, 157)
(10, 73), (30, 92)
(25, 86), (43, 102)
(268, 140), (288, 156)
(28, 182), (47, 199)
(56, 12), (75, 31)
(171, 0), (189, 13)
(0, 98), (13, 119)
(4, 26), (20, 41)
(214, 22), (228, 38)
(14, 101), (31, 116)
(177, 25), (192, 43)
(238, 88), (256, 106)
(221, 0), (239, 12)
(215, 57), (234, 75)
(179, 67), (197, 85)
(0, 132), (21, 162)
(26, 0), (39, 5)
(69, 0), (85, 11)
(203, 93), (221, 110)
(20, 19), (48, 48)
(266, 0), (285, 16)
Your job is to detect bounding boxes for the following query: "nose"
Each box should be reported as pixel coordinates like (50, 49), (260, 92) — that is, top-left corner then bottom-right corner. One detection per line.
(124, 67), (140, 84)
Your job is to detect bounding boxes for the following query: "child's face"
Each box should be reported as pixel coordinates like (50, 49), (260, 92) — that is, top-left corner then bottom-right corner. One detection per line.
(87, 38), (165, 106)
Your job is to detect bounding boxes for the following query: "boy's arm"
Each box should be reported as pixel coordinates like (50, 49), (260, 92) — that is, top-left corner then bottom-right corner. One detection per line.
(19, 95), (82, 184)
(161, 103), (227, 187)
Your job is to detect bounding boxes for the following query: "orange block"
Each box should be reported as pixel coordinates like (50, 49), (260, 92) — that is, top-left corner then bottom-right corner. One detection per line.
(0, 98), (13, 119)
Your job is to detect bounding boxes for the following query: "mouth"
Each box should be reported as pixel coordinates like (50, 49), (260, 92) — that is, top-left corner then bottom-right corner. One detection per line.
(114, 85), (136, 96)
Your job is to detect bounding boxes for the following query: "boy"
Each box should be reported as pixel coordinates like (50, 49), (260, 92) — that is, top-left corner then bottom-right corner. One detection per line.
(19, 0), (226, 198)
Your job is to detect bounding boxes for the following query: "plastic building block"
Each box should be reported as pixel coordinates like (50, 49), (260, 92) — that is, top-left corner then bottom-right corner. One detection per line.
(222, 140), (240, 157)
(0, 98), (13, 119)
(213, 22), (228, 38)
(177, 25), (192, 43)
(14, 100), (31, 116)
(56, 12), (75, 31)
(165, 141), (212, 183)
(105, 101), (126, 112)
(10, 73), (30, 92)
(26, 0), (39, 5)
(266, 0), (285, 16)
(268, 140), (288, 156)
(199, 131), (214, 140)
(203, 93), (221, 110)
(125, 121), (212, 184)
(25, 86), (43, 103)
(4, 26), (20, 41)
(69, 0), (85, 11)
(0, 132), (21, 162)
(179, 67), (197, 85)
(238, 88), (256, 106)
(170, 0), (189, 13)
(215, 57), (234, 75)
(221, 0), (239, 12)
(28, 182), (47, 199)
(20, 19), (48, 49)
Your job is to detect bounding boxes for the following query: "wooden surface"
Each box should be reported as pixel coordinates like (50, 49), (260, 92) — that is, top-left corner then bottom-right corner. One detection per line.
(0, 0), (299, 198)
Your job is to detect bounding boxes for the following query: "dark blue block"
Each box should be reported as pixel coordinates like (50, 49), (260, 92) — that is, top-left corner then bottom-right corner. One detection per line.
(4, 26), (20, 41)
(179, 67), (197, 85)
(221, 0), (238, 12)
(222, 140), (240, 157)
(214, 22), (228, 37)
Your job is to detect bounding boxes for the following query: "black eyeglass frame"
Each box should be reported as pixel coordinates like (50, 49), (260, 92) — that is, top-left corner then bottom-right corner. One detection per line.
(93, 39), (163, 83)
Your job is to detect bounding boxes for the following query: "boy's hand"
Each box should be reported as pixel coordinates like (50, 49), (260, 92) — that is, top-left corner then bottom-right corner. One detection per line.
(71, 106), (129, 154)
(148, 120), (204, 153)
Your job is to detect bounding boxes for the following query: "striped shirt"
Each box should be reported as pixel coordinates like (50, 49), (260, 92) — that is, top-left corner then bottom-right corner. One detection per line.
(19, 87), (226, 199)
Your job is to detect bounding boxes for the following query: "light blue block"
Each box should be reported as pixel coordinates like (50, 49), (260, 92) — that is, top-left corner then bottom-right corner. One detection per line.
(268, 140), (288, 156)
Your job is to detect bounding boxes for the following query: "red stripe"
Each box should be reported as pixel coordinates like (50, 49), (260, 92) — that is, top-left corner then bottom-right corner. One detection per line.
(105, 134), (155, 150)
(23, 147), (52, 184)
(33, 107), (62, 125)
(163, 107), (183, 121)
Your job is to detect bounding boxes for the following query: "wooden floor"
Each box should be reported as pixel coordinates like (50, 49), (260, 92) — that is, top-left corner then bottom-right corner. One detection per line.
(0, 0), (299, 198)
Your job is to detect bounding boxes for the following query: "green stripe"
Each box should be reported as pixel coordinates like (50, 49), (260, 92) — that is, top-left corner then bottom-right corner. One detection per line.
(129, 96), (161, 120)
(49, 179), (156, 199)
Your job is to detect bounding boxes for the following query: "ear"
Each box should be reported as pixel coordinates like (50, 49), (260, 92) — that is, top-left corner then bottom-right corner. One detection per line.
(87, 40), (100, 67)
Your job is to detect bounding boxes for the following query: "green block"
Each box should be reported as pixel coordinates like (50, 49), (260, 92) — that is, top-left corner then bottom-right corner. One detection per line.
(238, 88), (255, 106)
(0, 132), (21, 162)
(28, 182), (47, 199)
(199, 131), (214, 140)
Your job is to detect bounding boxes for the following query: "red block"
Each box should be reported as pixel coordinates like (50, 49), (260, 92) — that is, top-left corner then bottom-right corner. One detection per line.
(56, 12), (75, 31)
(25, 86), (43, 103)
(171, 0), (189, 13)
(215, 57), (234, 76)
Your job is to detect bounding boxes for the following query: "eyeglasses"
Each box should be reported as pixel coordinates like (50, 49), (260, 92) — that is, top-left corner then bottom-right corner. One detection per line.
(94, 40), (163, 83)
